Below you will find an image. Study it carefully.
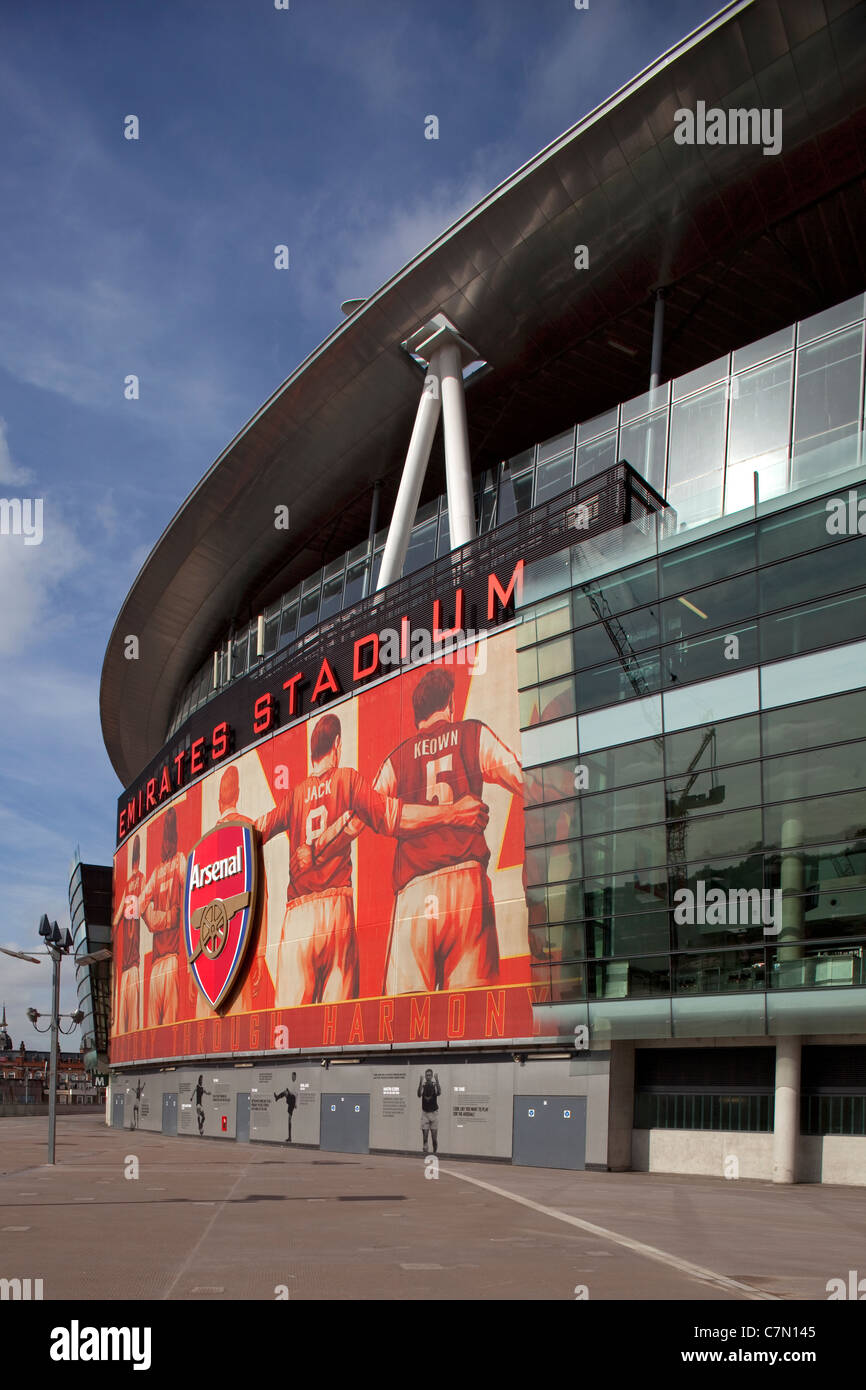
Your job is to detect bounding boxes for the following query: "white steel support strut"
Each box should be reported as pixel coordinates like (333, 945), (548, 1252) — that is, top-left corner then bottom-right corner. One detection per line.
(433, 340), (477, 550)
(377, 315), (481, 592)
(376, 373), (441, 591)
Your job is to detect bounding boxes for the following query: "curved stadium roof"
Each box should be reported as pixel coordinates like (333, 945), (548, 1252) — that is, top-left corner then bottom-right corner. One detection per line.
(101, 0), (866, 787)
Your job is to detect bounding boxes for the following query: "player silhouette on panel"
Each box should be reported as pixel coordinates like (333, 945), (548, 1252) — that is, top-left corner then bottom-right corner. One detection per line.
(418, 1069), (441, 1155)
(140, 808), (186, 1027)
(373, 668), (523, 994)
(131, 1080), (145, 1130)
(113, 835), (144, 1034)
(257, 713), (487, 1007)
(274, 1071), (298, 1143)
(193, 1074), (209, 1136)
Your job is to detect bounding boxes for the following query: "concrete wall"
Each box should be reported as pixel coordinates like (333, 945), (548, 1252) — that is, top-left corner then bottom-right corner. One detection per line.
(632, 1129), (866, 1185)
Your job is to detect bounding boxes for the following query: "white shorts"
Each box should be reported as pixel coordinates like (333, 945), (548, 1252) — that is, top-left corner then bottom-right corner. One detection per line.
(147, 954), (178, 1027)
(384, 860), (499, 995)
(274, 888), (358, 1007)
(119, 968), (140, 1033)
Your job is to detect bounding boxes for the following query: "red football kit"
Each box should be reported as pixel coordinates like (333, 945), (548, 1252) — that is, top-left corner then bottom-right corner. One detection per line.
(256, 766), (402, 1006)
(375, 717), (522, 994)
(257, 767), (400, 897)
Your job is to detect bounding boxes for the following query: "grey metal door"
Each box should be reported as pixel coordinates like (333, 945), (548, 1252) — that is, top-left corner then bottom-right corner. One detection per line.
(320, 1093), (369, 1154)
(512, 1095), (586, 1170)
(236, 1092), (251, 1143)
(112, 1093), (125, 1128)
(162, 1092), (178, 1136)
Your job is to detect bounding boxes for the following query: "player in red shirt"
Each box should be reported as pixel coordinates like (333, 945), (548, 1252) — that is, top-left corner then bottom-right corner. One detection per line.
(373, 666), (523, 994)
(112, 835), (144, 1034)
(140, 808), (186, 1027)
(257, 712), (486, 1007)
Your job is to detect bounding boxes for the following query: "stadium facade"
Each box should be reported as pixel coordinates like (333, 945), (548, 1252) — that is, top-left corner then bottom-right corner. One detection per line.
(90, 0), (866, 1183)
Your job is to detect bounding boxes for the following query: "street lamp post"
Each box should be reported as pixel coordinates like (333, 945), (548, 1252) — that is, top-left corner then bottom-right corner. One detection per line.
(3, 915), (83, 1164)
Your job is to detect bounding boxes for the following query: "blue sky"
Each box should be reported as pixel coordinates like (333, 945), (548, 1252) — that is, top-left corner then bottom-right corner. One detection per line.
(0, 0), (722, 1041)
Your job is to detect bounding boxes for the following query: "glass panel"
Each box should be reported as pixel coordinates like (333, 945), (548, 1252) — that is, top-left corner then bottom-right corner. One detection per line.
(535, 451), (574, 506)
(574, 605), (659, 670)
(760, 641), (866, 709)
(660, 526), (754, 596)
(578, 695), (663, 753)
(537, 430), (574, 464)
(621, 382), (669, 425)
(437, 508), (450, 555)
(519, 677), (576, 726)
(521, 717), (577, 767)
(573, 560), (659, 626)
(537, 635), (574, 684)
(343, 558), (368, 608)
(278, 599), (299, 650)
(761, 691), (866, 757)
(763, 791), (866, 850)
(797, 294), (864, 345)
(663, 669), (759, 732)
(581, 781), (665, 837)
(576, 432), (617, 485)
(667, 760), (762, 824)
(230, 628), (249, 678)
(760, 590), (866, 663)
(768, 944), (865, 990)
(661, 572), (757, 644)
(582, 823), (669, 876)
(588, 956), (670, 999)
(404, 517), (438, 575)
(661, 624), (758, 688)
(763, 742), (866, 804)
(673, 355), (729, 400)
(667, 385), (728, 528)
(664, 714), (759, 775)
(725, 355), (792, 512)
(619, 410), (667, 495)
(765, 839), (866, 895)
(758, 490), (855, 565)
(759, 539), (862, 615)
(577, 407), (617, 444)
(674, 807), (763, 862)
(727, 356), (793, 461)
(673, 950), (766, 993)
(733, 325), (795, 373)
(581, 737), (664, 790)
(319, 568), (345, 621)
(550, 963), (587, 1002)
(263, 600), (280, 656)
(792, 326), (863, 485)
(498, 464), (534, 523)
(577, 652), (661, 711)
(298, 584), (320, 635)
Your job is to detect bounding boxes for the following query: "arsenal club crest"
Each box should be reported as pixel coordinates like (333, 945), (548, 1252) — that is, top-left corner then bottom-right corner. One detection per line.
(184, 821), (258, 1010)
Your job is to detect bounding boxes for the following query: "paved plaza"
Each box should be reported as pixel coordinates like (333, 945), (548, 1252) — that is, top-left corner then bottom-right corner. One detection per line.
(0, 1115), (863, 1301)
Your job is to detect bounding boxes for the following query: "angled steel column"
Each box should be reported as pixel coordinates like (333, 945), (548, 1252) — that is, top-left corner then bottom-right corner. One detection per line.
(376, 375), (441, 591)
(433, 340), (476, 549)
(649, 288), (665, 392)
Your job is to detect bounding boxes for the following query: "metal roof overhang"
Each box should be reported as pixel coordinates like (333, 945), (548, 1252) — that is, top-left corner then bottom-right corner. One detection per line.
(101, 0), (866, 787)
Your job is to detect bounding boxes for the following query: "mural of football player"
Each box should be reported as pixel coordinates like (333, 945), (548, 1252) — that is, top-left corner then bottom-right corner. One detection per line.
(113, 834), (144, 1034)
(140, 807), (186, 1027)
(375, 666), (523, 994)
(256, 712), (487, 1008)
